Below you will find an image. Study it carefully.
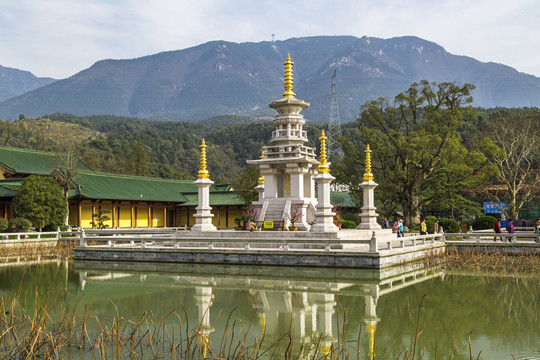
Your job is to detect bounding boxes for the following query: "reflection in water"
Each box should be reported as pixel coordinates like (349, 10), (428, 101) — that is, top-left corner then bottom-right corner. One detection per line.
(0, 261), (538, 359)
(73, 262), (446, 359)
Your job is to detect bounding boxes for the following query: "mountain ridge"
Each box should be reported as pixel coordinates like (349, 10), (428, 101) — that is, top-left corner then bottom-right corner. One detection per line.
(0, 65), (56, 105)
(1, 35), (539, 122)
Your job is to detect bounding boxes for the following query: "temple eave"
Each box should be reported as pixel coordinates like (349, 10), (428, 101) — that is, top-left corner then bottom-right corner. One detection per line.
(269, 97), (310, 109)
(247, 157), (319, 165)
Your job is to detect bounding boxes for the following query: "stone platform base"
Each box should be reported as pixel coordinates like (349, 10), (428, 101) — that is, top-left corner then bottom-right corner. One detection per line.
(75, 228), (445, 269)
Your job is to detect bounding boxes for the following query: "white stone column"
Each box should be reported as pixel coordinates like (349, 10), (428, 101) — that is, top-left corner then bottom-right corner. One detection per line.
(311, 172), (338, 232)
(358, 144), (381, 230)
(357, 180), (381, 230)
(263, 173), (277, 199)
(191, 178), (217, 231)
(253, 184), (264, 205)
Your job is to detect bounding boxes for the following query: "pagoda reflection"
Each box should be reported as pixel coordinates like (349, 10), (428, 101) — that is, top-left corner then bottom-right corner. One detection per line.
(75, 262), (442, 359)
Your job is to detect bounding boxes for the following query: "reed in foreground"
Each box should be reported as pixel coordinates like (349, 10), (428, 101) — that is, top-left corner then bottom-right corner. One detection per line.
(0, 287), (493, 360)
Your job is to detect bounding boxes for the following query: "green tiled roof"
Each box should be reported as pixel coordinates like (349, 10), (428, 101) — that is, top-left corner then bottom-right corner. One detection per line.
(330, 192), (358, 209)
(0, 146), (93, 176)
(68, 171), (195, 202)
(0, 179), (21, 198)
(182, 191), (245, 206)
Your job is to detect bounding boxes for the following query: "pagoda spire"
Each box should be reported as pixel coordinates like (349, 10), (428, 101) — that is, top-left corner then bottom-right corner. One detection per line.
(318, 130), (330, 174)
(198, 139), (209, 179)
(363, 144), (374, 181)
(282, 54), (296, 97)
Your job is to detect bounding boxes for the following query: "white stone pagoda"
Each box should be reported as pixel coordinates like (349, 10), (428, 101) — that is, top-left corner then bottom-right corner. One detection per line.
(191, 139), (217, 232)
(247, 55), (318, 230)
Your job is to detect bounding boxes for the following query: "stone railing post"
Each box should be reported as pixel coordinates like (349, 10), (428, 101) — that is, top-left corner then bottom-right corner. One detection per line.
(369, 231), (378, 252)
(79, 230), (86, 247)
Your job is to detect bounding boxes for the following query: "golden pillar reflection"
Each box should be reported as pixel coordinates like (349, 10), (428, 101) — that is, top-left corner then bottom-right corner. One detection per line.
(366, 322), (377, 359)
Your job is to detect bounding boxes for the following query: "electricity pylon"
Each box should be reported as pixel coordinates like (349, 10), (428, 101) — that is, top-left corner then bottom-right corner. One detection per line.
(327, 70), (344, 158)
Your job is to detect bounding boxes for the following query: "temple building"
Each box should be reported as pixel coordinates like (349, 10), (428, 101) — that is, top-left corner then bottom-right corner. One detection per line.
(0, 145), (244, 228)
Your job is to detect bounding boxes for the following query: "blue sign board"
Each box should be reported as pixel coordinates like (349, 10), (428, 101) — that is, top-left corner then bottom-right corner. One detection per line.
(483, 202), (505, 214)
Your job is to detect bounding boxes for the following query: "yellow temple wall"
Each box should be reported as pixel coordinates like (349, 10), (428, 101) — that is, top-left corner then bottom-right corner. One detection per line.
(81, 203), (93, 228)
(136, 206), (148, 227)
(152, 206), (163, 227)
(118, 204), (132, 228)
(71, 202), (242, 229)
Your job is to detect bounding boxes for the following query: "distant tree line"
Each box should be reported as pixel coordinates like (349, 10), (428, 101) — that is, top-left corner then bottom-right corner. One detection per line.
(1, 84), (538, 228)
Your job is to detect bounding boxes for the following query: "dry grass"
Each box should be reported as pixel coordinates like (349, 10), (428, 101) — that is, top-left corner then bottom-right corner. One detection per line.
(0, 242), (75, 263)
(443, 247), (539, 273)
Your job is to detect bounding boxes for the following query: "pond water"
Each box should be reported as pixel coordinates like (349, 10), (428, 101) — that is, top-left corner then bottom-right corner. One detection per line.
(0, 260), (538, 359)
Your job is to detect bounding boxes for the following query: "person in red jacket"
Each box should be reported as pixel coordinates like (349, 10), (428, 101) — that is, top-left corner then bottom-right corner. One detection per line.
(493, 220), (502, 242)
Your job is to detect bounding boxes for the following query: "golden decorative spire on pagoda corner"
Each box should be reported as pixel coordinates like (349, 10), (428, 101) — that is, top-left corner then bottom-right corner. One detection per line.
(198, 139), (209, 179)
(363, 144), (374, 181)
(282, 54), (296, 97)
(318, 130), (330, 174)
(258, 151), (265, 185)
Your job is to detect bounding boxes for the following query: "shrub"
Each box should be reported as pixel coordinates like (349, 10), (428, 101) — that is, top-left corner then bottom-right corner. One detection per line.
(426, 220), (436, 234)
(0, 218), (8, 232)
(438, 218), (459, 233)
(472, 216), (497, 230)
(341, 220), (357, 229)
(460, 221), (472, 233)
(9, 218), (31, 232)
(42, 224), (60, 232)
(341, 213), (361, 225)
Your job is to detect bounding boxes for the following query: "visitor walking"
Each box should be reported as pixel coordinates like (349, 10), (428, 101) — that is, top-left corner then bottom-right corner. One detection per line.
(398, 219), (404, 237)
(420, 219), (427, 235)
(505, 219), (515, 242)
(383, 218), (389, 229)
(393, 218), (400, 235)
(493, 219), (502, 242)
(433, 219), (440, 234)
(535, 218), (540, 234)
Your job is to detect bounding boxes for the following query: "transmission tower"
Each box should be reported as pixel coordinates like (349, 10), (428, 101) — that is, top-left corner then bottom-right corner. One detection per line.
(327, 70), (344, 158)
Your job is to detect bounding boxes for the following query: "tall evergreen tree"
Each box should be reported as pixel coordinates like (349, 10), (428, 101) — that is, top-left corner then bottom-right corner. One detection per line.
(12, 175), (67, 229)
(335, 81), (489, 226)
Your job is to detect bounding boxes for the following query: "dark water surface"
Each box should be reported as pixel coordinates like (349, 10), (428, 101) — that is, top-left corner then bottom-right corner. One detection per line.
(0, 260), (538, 359)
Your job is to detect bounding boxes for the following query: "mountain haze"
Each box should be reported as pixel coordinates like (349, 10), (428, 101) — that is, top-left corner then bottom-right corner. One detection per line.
(0, 65), (56, 104)
(1, 36), (539, 122)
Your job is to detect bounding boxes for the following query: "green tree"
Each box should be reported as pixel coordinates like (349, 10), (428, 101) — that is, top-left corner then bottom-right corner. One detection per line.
(336, 81), (488, 227)
(232, 166), (260, 204)
(124, 141), (150, 176)
(479, 109), (540, 219)
(90, 209), (111, 229)
(12, 175), (67, 229)
(53, 144), (82, 225)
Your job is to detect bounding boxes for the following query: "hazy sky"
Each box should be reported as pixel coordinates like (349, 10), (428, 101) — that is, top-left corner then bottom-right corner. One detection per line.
(1, 0), (539, 79)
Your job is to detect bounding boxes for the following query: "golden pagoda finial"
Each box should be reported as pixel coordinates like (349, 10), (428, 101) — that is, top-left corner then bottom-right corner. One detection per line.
(366, 323), (377, 360)
(318, 130), (330, 174)
(363, 144), (374, 181)
(198, 333), (209, 358)
(320, 344), (332, 359)
(198, 139), (209, 179)
(282, 54), (296, 97)
(258, 150), (265, 185)
(259, 314), (266, 336)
